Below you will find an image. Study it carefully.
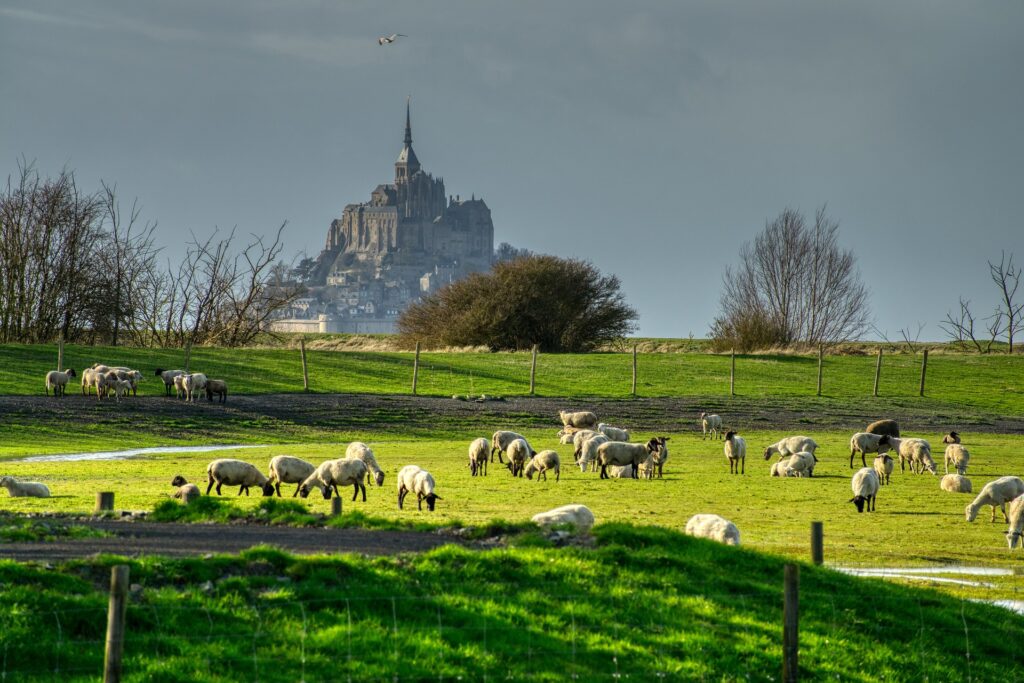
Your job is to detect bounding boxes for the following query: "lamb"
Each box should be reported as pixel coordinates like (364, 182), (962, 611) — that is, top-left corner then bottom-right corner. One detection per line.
(700, 412), (723, 440)
(636, 451), (656, 480)
(944, 444), (970, 476)
(397, 464), (441, 511)
(490, 430), (530, 464)
(873, 454), (894, 485)
(205, 379), (228, 404)
(170, 475), (201, 504)
(531, 504), (595, 532)
(45, 368), (76, 397)
(685, 514), (740, 546)
(205, 459), (274, 496)
(942, 431), (961, 445)
(298, 458), (369, 501)
(524, 450), (561, 482)
(849, 433), (891, 468)
(1005, 496), (1024, 550)
(965, 476), (1024, 523)
(888, 437), (936, 475)
(155, 368), (186, 396)
(91, 370), (118, 400)
(597, 423), (630, 442)
(576, 434), (609, 473)
(345, 441), (385, 486)
(183, 373), (208, 403)
(505, 438), (534, 478)
(850, 467), (881, 512)
(940, 474), (972, 494)
(866, 419), (900, 439)
(0, 475), (50, 498)
(608, 464), (634, 478)
(648, 436), (669, 478)
(111, 378), (133, 403)
(173, 374), (187, 399)
(762, 436), (818, 462)
(267, 455), (317, 497)
(468, 437), (489, 476)
(724, 431), (746, 475)
(559, 410), (598, 429)
(596, 439), (662, 480)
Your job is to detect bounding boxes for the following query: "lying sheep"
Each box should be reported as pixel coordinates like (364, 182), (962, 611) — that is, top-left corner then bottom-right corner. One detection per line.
(770, 461), (797, 477)
(873, 454), (894, 486)
(608, 464), (634, 478)
(505, 438), (535, 478)
(346, 442), (385, 486)
(397, 465), (441, 511)
(685, 514), (740, 546)
(763, 436), (818, 462)
(490, 430), (529, 464)
(888, 437), (936, 475)
(849, 433), (890, 469)
(559, 410), (598, 429)
(0, 475), (50, 498)
(155, 368), (186, 396)
(531, 504), (595, 532)
(205, 379), (228, 403)
(944, 444), (970, 476)
(942, 430), (961, 445)
(267, 455), (316, 497)
(724, 431), (746, 475)
(45, 368), (76, 397)
(524, 450), (561, 482)
(597, 423), (630, 442)
(468, 437), (489, 476)
(940, 474), (972, 494)
(1005, 496), (1024, 550)
(299, 458), (369, 501)
(700, 412), (723, 440)
(965, 476), (1024, 523)
(558, 431), (576, 445)
(850, 467), (881, 512)
(170, 475), (201, 504)
(205, 459), (274, 496)
(783, 451), (816, 477)
(648, 436), (669, 478)
(866, 419), (900, 439)
(596, 439), (663, 480)
(576, 434), (609, 473)
(183, 373), (208, 403)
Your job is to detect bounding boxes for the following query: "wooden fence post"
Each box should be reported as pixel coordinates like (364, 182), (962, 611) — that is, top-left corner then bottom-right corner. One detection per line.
(631, 345), (637, 397)
(811, 522), (823, 566)
(783, 563), (799, 683)
(57, 337), (64, 371)
(184, 341), (192, 374)
(873, 348), (882, 397)
(299, 338), (309, 392)
(919, 348), (928, 397)
(412, 341), (421, 395)
(529, 345), (538, 395)
(103, 565), (130, 683)
(730, 349), (736, 397)
(816, 345), (823, 397)
(96, 492), (115, 513)
(331, 496), (342, 517)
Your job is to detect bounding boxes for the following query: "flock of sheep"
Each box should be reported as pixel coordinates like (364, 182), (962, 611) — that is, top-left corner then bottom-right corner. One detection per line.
(43, 365), (228, 403)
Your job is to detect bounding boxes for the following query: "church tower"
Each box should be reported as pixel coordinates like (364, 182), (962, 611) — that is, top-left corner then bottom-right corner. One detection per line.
(394, 99), (420, 184)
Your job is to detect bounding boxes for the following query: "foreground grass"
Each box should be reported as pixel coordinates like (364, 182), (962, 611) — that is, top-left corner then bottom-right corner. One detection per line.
(1, 526), (1023, 681)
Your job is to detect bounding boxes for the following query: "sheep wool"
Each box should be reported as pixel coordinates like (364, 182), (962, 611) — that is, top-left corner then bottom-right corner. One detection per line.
(531, 504), (595, 532)
(268, 455), (317, 497)
(468, 437), (489, 476)
(0, 476), (50, 498)
(940, 474), (972, 494)
(685, 514), (740, 546)
(965, 476), (1024, 523)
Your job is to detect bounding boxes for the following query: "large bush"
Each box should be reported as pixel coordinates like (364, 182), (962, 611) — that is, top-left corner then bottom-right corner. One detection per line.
(398, 255), (637, 352)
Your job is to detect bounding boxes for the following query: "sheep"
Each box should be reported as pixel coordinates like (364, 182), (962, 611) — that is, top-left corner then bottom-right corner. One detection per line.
(183, 373), (208, 403)
(205, 459), (274, 496)
(648, 436), (670, 478)
(849, 433), (891, 468)
(850, 467), (881, 512)
(866, 419), (900, 439)
(299, 458), (369, 501)
(111, 378), (133, 403)
(724, 431), (746, 475)
(490, 430), (529, 464)
(597, 423), (630, 442)
(685, 514), (740, 546)
(173, 374), (187, 399)
(762, 436), (818, 462)
(887, 437), (936, 475)
(571, 430), (600, 462)
(770, 461), (797, 477)
(205, 379), (228, 404)
(596, 439), (662, 480)
(505, 438), (535, 478)
(468, 437), (489, 476)
(531, 504), (595, 532)
(559, 410), (598, 429)
(81, 367), (98, 395)
(267, 455), (317, 497)
(346, 442), (385, 486)
(636, 451), (656, 480)
(576, 434), (610, 473)
(942, 431), (961, 445)
(1005, 496), (1024, 550)
(45, 368), (76, 397)
(940, 474), (973, 494)
(965, 476), (1024, 523)
(774, 451), (815, 477)
(114, 369), (143, 396)
(524, 450), (561, 482)
(944, 444), (970, 476)
(700, 412), (723, 440)
(397, 464), (441, 511)
(155, 368), (186, 396)
(873, 454), (894, 485)
(608, 464), (634, 478)
(0, 476), (50, 498)
(90, 370), (118, 400)
(170, 475), (201, 504)
(558, 432), (576, 445)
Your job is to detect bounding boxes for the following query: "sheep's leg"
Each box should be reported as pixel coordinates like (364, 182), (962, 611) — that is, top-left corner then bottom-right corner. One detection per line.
(398, 487), (406, 509)
(417, 492), (423, 510)
(216, 482), (223, 495)
(292, 483), (301, 497)
(600, 465), (608, 479)
(239, 486), (247, 496)
(274, 482), (282, 497)
(741, 459), (745, 475)
(206, 478), (215, 495)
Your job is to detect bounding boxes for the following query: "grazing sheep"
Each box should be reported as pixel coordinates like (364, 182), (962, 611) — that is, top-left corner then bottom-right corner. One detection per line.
(1005, 496), (1024, 550)
(559, 410), (598, 429)
(345, 442), (385, 486)
(762, 436), (818, 462)
(299, 458), (369, 501)
(940, 474), (973, 494)
(183, 373), (208, 403)
(597, 423), (630, 442)
(0, 476), (50, 498)
(942, 431), (961, 445)
(267, 455), (317, 497)
(849, 433), (891, 468)
(576, 434), (610, 473)
(850, 468), (881, 512)
(468, 437), (489, 476)
(205, 459), (274, 496)
(173, 374), (187, 399)
(205, 379), (228, 403)
(505, 438), (535, 478)
(887, 437), (936, 475)
(965, 477), (1024, 523)
(596, 439), (662, 480)
(490, 430), (529, 464)
(397, 465), (441, 511)
(866, 419), (900, 439)
(944, 444), (970, 476)
(700, 412), (723, 440)
(45, 368), (76, 397)
(724, 431), (746, 475)
(648, 436), (670, 478)
(155, 368), (186, 396)
(873, 454), (894, 485)
(685, 514), (740, 546)
(531, 504), (595, 532)
(524, 450), (561, 482)
(170, 475), (201, 504)
(608, 464), (634, 478)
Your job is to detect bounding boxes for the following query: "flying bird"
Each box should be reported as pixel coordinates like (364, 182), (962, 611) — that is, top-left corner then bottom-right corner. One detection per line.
(377, 33), (406, 46)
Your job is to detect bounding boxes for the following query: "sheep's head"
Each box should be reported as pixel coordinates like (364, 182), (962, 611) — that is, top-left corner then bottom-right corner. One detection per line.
(943, 431), (961, 445)
(0, 476), (11, 487)
(1007, 530), (1023, 550)
(170, 475), (188, 487)
(965, 503), (978, 522)
(67, 368), (77, 378)
(373, 471), (385, 487)
(699, 412), (707, 420)
(260, 482), (275, 496)
(762, 447), (774, 461)
(422, 492), (441, 511)
(849, 496), (868, 513)
(724, 431), (737, 442)
(154, 368), (164, 376)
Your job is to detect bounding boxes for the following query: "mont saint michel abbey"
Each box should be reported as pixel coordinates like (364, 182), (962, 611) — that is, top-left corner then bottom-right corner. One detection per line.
(272, 102), (495, 334)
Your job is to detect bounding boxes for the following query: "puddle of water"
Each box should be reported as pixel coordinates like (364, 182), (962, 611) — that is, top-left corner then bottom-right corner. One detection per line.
(14, 444), (265, 463)
(837, 566), (1013, 577)
(984, 600), (1024, 615)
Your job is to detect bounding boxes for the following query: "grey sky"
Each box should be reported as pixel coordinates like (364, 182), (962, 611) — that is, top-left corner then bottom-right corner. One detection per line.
(2, 1), (1022, 339)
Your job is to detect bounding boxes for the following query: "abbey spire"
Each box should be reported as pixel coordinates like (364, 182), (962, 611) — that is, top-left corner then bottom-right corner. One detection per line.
(395, 97), (420, 181)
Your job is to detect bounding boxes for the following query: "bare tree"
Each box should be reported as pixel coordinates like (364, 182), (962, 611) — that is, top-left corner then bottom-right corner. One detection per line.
(939, 298), (1002, 353)
(990, 252), (1023, 353)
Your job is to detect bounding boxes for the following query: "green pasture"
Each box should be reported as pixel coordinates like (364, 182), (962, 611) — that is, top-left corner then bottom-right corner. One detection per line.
(4, 342), (1023, 414)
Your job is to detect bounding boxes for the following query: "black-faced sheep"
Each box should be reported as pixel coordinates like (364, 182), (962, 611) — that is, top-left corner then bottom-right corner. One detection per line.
(850, 467), (880, 512)
(299, 458), (369, 501)
(267, 456), (317, 497)
(205, 459), (274, 496)
(468, 437), (489, 476)
(397, 465), (441, 511)
(45, 368), (76, 397)
(170, 475), (201, 504)
(524, 450), (561, 482)
(724, 431), (746, 475)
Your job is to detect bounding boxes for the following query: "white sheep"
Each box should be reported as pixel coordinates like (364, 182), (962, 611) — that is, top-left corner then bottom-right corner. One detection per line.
(596, 440), (660, 480)
(783, 451), (816, 477)
(559, 410), (598, 429)
(762, 436), (818, 462)
(205, 459), (274, 496)
(849, 432), (891, 468)
(770, 461), (797, 477)
(170, 475), (201, 504)
(524, 450), (561, 482)
(92, 370), (119, 400)
(173, 374), (187, 399)
(1005, 496), (1024, 550)
(608, 464), (634, 478)
(155, 368), (186, 396)
(0, 475), (50, 498)
(558, 431), (576, 445)
(724, 431), (746, 475)
(597, 423), (630, 442)
(267, 456), (317, 497)
(965, 477), (1024, 523)
(576, 434), (609, 473)
(183, 373), (208, 403)
(636, 451), (656, 480)
(505, 438), (535, 478)
(700, 412), (723, 440)
(888, 437), (936, 475)
(80, 367), (97, 395)
(346, 442), (385, 486)
(940, 474), (972, 494)
(531, 504), (595, 532)
(944, 444), (970, 476)
(468, 437), (489, 476)
(873, 454), (894, 486)
(397, 465), (441, 511)
(850, 467), (880, 512)
(45, 368), (77, 397)
(299, 458), (369, 501)
(685, 514), (740, 546)
(111, 378), (132, 402)
(490, 430), (529, 464)
(571, 429), (600, 464)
